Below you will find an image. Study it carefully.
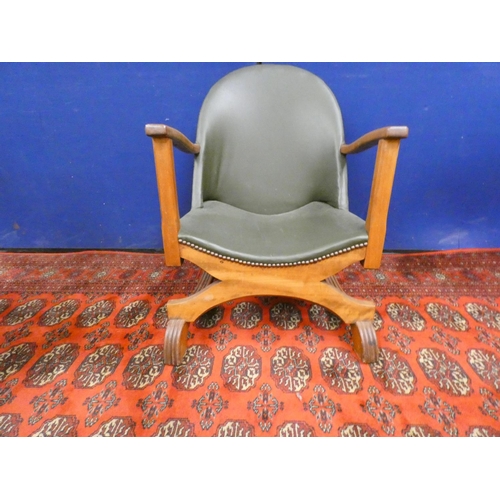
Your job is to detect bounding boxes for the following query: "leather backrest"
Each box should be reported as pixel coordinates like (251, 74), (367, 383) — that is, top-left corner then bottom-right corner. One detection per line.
(192, 64), (348, 214)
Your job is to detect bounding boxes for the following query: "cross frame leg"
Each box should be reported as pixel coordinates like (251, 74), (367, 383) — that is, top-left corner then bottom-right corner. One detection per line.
(163, 245), (379, 366)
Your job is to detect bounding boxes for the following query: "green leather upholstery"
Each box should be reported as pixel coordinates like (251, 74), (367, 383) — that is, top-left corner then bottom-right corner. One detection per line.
(192, 64), (348, 213)
(180, 64), (367, 264)
(179, 201), (367, 265)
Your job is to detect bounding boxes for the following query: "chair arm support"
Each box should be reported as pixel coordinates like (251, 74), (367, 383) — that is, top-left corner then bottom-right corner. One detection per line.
(339, 125), (409, 268)
(340, 126), (409, 155)
(145, 124), (200, 155)
(362, 134), (407, 269)
(147, 133), (183, 266)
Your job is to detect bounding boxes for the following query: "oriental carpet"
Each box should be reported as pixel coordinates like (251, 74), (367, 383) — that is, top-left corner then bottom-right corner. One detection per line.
(0, 249), (499, 437)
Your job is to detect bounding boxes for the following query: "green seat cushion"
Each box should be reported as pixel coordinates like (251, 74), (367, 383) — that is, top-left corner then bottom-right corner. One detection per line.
(178, 200), (368, 265)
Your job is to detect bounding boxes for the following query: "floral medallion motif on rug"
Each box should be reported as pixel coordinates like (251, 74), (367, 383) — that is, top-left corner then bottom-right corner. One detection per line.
(1, 250), (500, 437)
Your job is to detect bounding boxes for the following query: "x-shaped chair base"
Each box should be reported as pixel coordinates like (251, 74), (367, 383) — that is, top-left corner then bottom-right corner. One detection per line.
(164, 243), (378, 366)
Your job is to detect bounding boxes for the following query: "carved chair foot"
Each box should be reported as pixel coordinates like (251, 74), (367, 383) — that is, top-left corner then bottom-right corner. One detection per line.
(164, 319), (189, 365)
(351, 320), (379, 364)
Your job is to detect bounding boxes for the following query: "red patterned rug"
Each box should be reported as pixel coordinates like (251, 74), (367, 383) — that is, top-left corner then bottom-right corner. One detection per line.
(1, 249), (499, 437)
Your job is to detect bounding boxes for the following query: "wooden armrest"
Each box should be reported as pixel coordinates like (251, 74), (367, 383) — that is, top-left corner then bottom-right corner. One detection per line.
(147, 125), (185, 267)
(145, 124), (200, 155)
(350, 126), (408, 269)
(340, 126), (409, 155)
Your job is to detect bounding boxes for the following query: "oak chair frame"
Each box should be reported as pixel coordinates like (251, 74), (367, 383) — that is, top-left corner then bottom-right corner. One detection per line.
(146, 123), (408, 366)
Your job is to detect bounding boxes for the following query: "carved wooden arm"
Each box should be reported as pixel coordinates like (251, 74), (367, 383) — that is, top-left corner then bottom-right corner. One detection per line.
(341, 126), (409, 269)
(145, 124), (200, 154)
(340, 126), (408, 155)
(146, 124), (199, 266)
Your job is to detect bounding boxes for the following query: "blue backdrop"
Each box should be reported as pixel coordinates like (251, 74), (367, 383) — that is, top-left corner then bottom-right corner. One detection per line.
(1, 62), (499, 251)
